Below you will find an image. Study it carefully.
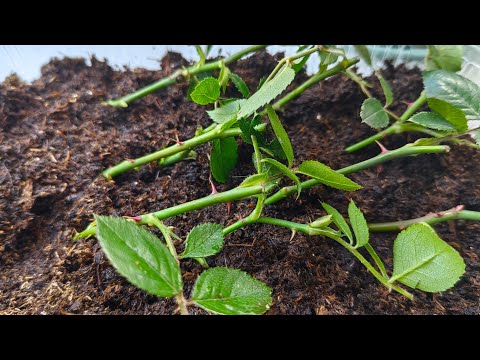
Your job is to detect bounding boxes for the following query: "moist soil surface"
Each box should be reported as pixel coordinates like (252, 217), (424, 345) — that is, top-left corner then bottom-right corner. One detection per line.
(1, 51), (480, 315)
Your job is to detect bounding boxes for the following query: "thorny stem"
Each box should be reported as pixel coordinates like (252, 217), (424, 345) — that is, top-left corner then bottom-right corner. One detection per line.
(265, 46), (320, 83)
(346, 91), (428, 153)
(265, 144), (450, 205)
(368, 206), (480, 232)
(102, 128), (242, 179)
(254, 217), (413, 299)
(106, 45), (268, 107)
(102, 57), (360, 178)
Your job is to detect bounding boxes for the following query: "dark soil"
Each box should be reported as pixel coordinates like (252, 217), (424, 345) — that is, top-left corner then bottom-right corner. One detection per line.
(1, 51), (479, 315)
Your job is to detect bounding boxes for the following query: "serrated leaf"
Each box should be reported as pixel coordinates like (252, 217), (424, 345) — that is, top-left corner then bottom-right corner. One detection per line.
(353, 45), (372, 66)
(347, 200), (369, 248)
(376, 72), (394, 107)
(190, 267), (272, 315)
(424, 70), (480, 128)
(207, 99), (245, 124)
(262, 158), (301, 198)
(238, 66), (295, 119)
(391, 223), (465, 292)
(297, 160), (362, 191)
(95, 216), (182, 297)
(428, 98), (468, 131)
(425, 45), (463, 72)
(321, 202), (353, 243)
(408, 111), (457, 132)
(229, 73), (250, 98)
(360, 98), (390, 129)
(182, 223), (224, 259)
(266, 105), (294, 167)
(239, 173), (269, 187)
(191, 77), (220, 105)
(210, 137), (238, 183)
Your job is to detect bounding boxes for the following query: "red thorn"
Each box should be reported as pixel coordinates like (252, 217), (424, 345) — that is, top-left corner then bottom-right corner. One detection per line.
(455, 205), (465, 212)
(403, 101), (414, 107)
(399, 226), (406, 230)
(209, 175), (218, 195)
(375, 140), (389, 154)
(124, 216), (142, 222)
(174, 133), (184, 146)
(376, 165), (383, 174)
(227, 202), (232, 215)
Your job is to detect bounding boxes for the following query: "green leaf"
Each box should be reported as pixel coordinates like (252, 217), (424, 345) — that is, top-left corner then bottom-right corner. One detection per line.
(238, 66), (295, 119)
(262, 158), (301, 198)
(428, 98), (468, 131)
(205, 45), (213, 56)
(353, 45), (372, 66)
(190, 267), (272, 315)
(182, 223), (224, 259)
(425, 45), (463, 72)
(229, 72), (250, 98)
(360, 98), (390, 129)
(376, 72), (394, 107)
(297, 160), (362, 191)
(266, 105), (294, 167)
(239, 173), (269, 187)
(292, 53), (311, 73)
(210, 137), (238, 183)
(191, 77), (220, 105)
(321, 202), (353, 243)
(424, 70), (480, 125)
(194, 45), (206, 66)
(408, 111), (457, 132)
(347, 200), (369, 248)
(218, 63), (230, 93)
(95, 216), (182, 297)
(391, 223), (465, 292)
(207, 99), (245, 124)
(238, 116), (265, 145)
(186, 78), (199, 101)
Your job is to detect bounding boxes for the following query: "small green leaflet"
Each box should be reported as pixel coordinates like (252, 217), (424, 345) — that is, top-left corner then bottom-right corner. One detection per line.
(238, 116), (264, 145)
(360, 98), (390, 129)
(266, 105), (294, 167)
(95, 216), (182, 297)
(428, 98), (468, 131)
(425, 45), (463, 72)
(376, 72), (394, 107)
(182, 223), (224, 259)
(239, 173), (269, 187)
(194, 45), (206, 66)
(207, 99), (245, 124)
(229, 73), (250, 98)
(292, 52), (311, 73)
(297, 160), (362, 191)
(347, 200), (369, 248)
(191, 77), (220, 105)
(408, 112), (457, 132)
(424, 70), (480, 125)
(321, 202), (353, 244)
(210, 137), (238, 183)
(353, 45), (372, 67)
(237, 66), (295, 119)
(391, 223), (465, 292)
(218, 63), (231, 93)
(261, 158), (301, 198)
(190, 267), (272, 315)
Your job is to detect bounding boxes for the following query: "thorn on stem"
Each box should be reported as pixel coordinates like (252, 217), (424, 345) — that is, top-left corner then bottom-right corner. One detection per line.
(227, 202), (232, 215)
(123, 216), (142, 222)
(375, 140), (389, 154)
(290, 230), (297, 242)
(208, 175), (218, 195)
(402, 101), (413, 107)
(454, 205), (465, 212)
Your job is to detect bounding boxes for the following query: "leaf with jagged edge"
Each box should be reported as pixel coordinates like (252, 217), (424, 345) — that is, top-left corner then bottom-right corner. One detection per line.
(229, 72), (250, 98)
(266, 105), (294, 167)
(347, 200), (369, 248)
(353, 45), (372, 66)
(297, 160), (362, 191)
(321, 202), (353, 244)
(207, 99), (245, 124)
(376, 72), (394, 107)
(261, 158), (301, 198)
(425, 45), (463, 72)
(182, 223), (224, 259)
(191, 77), (220, 105)
(210, 137), (238, 183)
(408, 112), (457, 132)
(360, 98), (390, 129)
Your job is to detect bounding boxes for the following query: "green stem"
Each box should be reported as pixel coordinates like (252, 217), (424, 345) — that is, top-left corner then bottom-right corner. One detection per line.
(255, 217), (412, 299)
(346, 91), (427, 153)
(102, 128), (241, 179)
(368, 207), (480, 232)
(399, 91), (427, 123)
(144, 215), (179, 260)
(265, 46), (320, 83)
(106, 45), (268, 107)
(272, 58), (360, 110)
(364, 243), (388, 279)
(175, 293), (189, 315)
(159, 150), (197, 167)
(266, 144), (449, 205)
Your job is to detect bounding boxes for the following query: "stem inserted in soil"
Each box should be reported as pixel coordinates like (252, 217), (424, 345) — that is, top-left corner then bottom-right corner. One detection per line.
(106, 45), (268, 107)
(368, 206), (480, 232)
